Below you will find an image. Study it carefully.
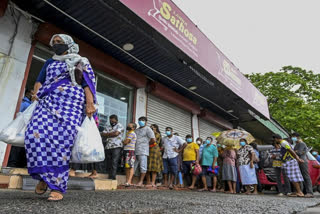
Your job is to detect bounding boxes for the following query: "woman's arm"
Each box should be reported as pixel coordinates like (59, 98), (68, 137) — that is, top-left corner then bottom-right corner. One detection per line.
(84, 86), (95, 117)
(32, 82), (42, 101)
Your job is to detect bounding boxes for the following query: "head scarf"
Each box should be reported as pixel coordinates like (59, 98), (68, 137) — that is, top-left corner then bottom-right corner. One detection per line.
(49, 34), (89, 87)
(49, 34), (79, 54)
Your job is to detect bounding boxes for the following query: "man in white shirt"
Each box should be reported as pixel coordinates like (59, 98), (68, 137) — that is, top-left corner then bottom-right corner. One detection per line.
(102, 115), (124, 180)
(162, 127), (186, 189)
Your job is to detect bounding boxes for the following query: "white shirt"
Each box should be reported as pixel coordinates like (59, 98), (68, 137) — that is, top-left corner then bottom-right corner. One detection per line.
(162, 135), (185, 159)
(104, 123), (124, 149)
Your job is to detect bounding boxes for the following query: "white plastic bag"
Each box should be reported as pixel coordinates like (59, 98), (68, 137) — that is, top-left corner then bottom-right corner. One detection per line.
(71, 116), (105, 163)
(0, 101), (38, 147)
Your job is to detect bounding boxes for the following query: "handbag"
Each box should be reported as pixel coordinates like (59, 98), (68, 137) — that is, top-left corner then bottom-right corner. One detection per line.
(74, 62), (84, 85)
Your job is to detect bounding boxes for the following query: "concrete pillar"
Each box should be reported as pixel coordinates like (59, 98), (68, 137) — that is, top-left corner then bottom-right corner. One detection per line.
(192, 114), (199, 140)
(0, 8), (35, 166)
(134, 88), (147, 124)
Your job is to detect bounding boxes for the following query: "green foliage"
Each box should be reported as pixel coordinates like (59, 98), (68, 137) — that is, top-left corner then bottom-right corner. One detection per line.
(246, 66), (320, 150)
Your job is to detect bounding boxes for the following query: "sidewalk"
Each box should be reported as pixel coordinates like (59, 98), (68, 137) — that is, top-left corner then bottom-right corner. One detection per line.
(300, 205), (320, 214)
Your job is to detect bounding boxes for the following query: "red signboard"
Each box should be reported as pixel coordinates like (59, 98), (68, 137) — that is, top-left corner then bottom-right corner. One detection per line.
(119, 0), (270, 119)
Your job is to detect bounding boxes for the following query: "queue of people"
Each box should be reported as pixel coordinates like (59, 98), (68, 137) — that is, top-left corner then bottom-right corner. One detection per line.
(6, 33), (318, 202)
(86, 114), (318, 199)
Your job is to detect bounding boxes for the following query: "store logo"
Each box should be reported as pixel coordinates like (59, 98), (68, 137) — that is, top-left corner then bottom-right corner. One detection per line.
(148, 0), (198, 46)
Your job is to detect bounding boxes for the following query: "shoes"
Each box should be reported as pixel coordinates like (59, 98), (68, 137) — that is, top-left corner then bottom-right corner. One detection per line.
(277, 193), (284, 197)
(304, 194), (314, 198)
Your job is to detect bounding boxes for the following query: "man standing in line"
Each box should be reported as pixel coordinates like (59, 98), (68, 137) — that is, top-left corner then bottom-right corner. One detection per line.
(102, 114), (124, 180)
(273, 134), (305, 197)
(134, 117), (156, 187)
(292, 133), (314, 198)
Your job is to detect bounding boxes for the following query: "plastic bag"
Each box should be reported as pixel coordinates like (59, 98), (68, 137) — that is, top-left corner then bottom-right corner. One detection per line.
(0, 101), (38, 147)
(71, 116), (105, 163)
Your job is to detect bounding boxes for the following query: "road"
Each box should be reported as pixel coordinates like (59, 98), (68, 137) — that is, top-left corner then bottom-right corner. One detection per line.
(0, 189), (319, 214)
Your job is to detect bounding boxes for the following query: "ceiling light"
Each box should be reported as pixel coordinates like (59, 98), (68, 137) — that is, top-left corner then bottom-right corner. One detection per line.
(188, 86), (197, 91)
(120, 97), (126, 100)
(123, 43), (134, 51)
(227, 109), (234, 113)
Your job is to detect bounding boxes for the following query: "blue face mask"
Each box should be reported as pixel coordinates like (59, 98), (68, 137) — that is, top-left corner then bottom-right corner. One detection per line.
(312, 152), (318, 156)
(240, 141), (246, 147)
(186, 138), (192, 143)
(166, 131), (172, 136)
(138, 121), (145, 127)
(291, 137), (297, 142)
(206, 139), (211, 144)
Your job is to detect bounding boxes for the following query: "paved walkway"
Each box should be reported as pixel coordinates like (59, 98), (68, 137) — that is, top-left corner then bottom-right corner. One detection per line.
(0, 189), (319, 214)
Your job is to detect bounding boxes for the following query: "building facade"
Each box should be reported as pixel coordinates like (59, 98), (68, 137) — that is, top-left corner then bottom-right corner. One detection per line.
(0, 1), (288, 167)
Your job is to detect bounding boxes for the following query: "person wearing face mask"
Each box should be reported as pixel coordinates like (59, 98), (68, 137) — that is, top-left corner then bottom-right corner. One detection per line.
(311, 151), (320, 163)
(198, 137), (219, 192)
(134, 117), (156, 187)
(181, 135), (199, 190)
(146, 124), (163, 188)
(25, 34), (97, 201)
(273, 134), (305, 197)
(196, 138), (204, 159)
(292, 133), (314, 198)
(237, 138), (258, 195)
(122, 123), (137, 187)
(162, 127), (186, 189)
(101, 115), (124, 180)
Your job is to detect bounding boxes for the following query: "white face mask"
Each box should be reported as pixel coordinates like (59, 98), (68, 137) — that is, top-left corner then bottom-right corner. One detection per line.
(196, 141), (201, 145)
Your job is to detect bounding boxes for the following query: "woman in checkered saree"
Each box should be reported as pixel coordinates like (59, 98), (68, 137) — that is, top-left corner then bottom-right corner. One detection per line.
(25, 34), (97, 201)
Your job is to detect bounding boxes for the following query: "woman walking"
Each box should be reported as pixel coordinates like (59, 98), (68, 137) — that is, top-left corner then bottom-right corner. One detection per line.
(25, 34), (96, 201)
(146, 124), (163, 188)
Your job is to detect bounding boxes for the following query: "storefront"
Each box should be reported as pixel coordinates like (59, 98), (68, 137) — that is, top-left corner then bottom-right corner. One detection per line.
(0, 1), (289, 167)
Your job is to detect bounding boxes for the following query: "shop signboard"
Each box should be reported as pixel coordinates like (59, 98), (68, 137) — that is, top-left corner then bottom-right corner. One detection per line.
(119, 0), (270, 119)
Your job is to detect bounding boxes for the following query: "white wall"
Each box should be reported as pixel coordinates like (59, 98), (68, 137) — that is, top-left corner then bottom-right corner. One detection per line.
(134, 88), (147, 125)
(0, 8), (35, 166)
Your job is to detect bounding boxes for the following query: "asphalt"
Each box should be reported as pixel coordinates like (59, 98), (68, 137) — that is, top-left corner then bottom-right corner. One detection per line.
(0, 189), (319, 214)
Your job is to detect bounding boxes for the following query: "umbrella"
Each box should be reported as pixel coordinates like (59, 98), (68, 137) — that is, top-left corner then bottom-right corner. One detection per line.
(216, 129), (255, 149)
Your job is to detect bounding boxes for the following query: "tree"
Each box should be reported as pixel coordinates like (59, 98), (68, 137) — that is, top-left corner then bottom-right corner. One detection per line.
(246, 66), (320, 150)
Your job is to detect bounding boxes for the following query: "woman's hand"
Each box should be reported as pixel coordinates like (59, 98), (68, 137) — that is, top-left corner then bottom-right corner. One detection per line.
(84, 87), (95, 118)
(86, 102), (95, 118)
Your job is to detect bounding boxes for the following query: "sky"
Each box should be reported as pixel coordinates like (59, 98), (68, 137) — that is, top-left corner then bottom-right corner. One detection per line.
(172, 0), (320, 74)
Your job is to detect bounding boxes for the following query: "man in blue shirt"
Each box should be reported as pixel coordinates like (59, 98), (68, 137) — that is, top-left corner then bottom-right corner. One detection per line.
(312, 151), (320, 163)
(7, 89), (33, 168)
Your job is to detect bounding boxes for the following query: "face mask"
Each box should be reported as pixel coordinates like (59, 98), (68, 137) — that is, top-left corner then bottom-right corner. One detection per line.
(196, 140), (201, 145)
(126, 127), (132, 131)
(110, 122), (117, 127)
(240, 141), (246, 147)
(166, 131), (172, 136)
(206, 140), (211, 144)
(138, 121), (145, 127)
(312, 152), (318, 156)
(291, 137), (298, 142)
(186, 138), (192, 143)
(52, 43), (69, 55)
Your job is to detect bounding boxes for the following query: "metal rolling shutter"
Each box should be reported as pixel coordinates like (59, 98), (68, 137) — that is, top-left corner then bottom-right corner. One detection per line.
(147, 95), (192, 139)
(199, 119), (223, 139)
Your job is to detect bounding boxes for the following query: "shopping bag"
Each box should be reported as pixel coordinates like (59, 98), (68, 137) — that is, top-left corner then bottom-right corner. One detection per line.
(71, 116), (105, 163)
(0, 101), (37, 147)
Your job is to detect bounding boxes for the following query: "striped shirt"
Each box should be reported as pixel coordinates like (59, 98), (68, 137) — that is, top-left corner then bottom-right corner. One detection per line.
(124, 131), (137, 151)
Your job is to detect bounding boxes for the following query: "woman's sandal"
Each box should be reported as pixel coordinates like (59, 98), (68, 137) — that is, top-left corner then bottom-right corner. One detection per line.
(35, 181), (48, 195)
(48, 190), (64, 202)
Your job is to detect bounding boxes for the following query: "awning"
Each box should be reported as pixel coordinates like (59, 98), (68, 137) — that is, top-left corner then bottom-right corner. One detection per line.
(13, 0), (269, 123)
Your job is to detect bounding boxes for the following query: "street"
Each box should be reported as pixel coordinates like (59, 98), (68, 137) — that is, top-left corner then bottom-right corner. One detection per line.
(0, 189), (319, 214)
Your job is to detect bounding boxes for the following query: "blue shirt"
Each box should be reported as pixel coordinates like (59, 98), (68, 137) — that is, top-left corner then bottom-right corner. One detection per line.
(201, 144), (218, 166)
(19, 97), (31, 112)
(316, 155), (320, 163)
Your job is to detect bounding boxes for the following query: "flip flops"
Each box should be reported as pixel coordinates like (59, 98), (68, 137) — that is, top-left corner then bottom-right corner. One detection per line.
(47, 190), (64, 202)
(35, 181), (48, 195)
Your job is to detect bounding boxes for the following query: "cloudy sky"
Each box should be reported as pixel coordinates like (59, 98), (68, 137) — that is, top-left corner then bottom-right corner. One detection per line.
(172, 0), (320, 74)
